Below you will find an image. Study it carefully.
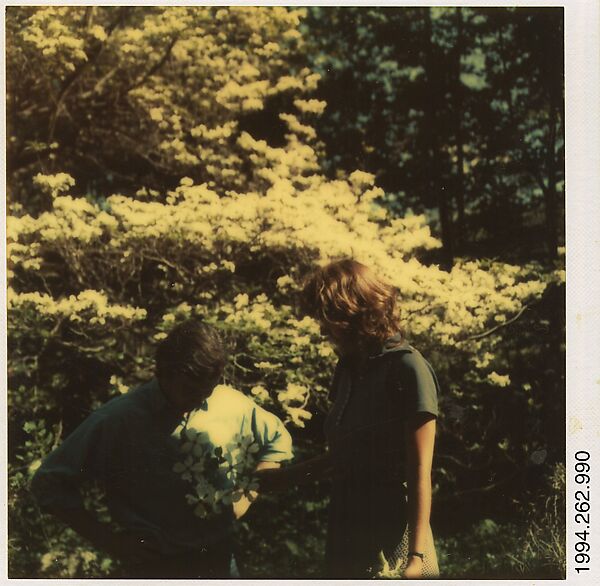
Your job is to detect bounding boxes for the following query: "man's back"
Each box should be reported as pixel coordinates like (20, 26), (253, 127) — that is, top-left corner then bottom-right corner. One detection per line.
(32, 379), (292, 556)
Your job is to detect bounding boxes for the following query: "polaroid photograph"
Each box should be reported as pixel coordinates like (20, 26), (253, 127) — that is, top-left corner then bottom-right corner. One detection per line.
(2, 1), (598, 583)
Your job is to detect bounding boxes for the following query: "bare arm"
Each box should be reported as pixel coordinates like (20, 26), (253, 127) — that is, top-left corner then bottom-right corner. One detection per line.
(253, 452), (332, 493)
(404, 413), (436, 579)
(232, 460), (280, 519)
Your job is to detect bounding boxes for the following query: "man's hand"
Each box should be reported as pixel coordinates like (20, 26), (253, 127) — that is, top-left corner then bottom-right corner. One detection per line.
(232, 490), (255, 519)
(232, 461), (280, 519)
(50, 506), (155, 565)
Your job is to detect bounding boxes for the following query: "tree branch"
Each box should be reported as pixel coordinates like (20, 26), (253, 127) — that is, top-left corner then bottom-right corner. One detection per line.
(435, 470), (521, 503)
(458, 303), (530, 343)
(52, 420), (64, 450)
(79, 66), (120, 99)
(47, 7), (132, 142)
(437, 453), (492, 471)
(127, 36), (179, 92)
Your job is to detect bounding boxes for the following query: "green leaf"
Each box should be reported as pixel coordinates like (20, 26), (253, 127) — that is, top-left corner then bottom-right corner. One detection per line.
(285, 539), (301, 556)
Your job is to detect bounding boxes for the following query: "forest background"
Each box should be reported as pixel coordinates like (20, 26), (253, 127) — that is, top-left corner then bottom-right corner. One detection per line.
(6, 5), (565, 579)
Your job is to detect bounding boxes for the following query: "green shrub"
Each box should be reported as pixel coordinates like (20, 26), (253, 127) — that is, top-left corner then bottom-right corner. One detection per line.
(435, 463), (565, 579)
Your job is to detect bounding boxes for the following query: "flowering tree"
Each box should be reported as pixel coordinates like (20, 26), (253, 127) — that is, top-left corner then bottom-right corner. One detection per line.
(7, 6), (563, 578)
(7, 6), (319, 209)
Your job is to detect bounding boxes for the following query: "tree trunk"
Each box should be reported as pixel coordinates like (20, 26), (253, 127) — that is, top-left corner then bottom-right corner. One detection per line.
(454, 7), (466, 254)
(543, 98), (559, 259)
(423, 7), (454, 268)
(540, 11), (563, 261)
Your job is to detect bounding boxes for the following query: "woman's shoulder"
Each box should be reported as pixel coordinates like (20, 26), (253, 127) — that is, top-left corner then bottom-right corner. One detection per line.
(386, 343), (438, 382)
(387, 344), (440, 414)
(395, 344), (426, 366)
(380, 338), (422, 366)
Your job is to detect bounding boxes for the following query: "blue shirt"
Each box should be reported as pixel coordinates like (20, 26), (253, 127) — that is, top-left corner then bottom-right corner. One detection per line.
(31, 379), (293, 554)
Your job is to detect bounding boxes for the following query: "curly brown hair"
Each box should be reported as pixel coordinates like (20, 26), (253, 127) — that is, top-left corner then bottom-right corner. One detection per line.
(300, 259), (401, 347)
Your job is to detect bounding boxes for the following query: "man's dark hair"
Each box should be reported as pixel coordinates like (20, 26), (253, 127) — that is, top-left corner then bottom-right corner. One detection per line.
(155, 319), (226, 382)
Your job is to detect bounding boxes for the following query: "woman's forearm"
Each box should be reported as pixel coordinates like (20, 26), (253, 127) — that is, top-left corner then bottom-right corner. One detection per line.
(407, 465), (432, 553)
(405, 415), (436, 554)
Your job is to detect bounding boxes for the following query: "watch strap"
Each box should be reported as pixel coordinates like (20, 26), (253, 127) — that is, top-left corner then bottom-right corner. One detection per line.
(408, 551), (425, 560)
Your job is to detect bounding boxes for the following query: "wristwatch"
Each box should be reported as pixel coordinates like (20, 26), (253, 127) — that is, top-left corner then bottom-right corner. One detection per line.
(408, 551), (425, 561)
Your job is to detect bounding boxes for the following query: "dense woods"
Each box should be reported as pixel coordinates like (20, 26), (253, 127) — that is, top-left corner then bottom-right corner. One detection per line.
(7, 6), (564, 578)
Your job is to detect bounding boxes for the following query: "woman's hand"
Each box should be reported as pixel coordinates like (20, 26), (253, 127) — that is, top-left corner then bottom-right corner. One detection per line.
(402, 555), (424, 579)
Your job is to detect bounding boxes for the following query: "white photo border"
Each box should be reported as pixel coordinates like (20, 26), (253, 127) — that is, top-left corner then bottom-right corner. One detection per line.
(1, 1), (597, 584)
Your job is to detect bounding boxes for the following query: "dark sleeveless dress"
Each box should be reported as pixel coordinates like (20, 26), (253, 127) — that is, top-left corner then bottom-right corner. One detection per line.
(324, 336), (440, 579)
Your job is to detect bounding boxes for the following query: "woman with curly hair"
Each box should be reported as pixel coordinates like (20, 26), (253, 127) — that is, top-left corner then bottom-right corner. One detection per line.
(259, 258), (440, 579)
